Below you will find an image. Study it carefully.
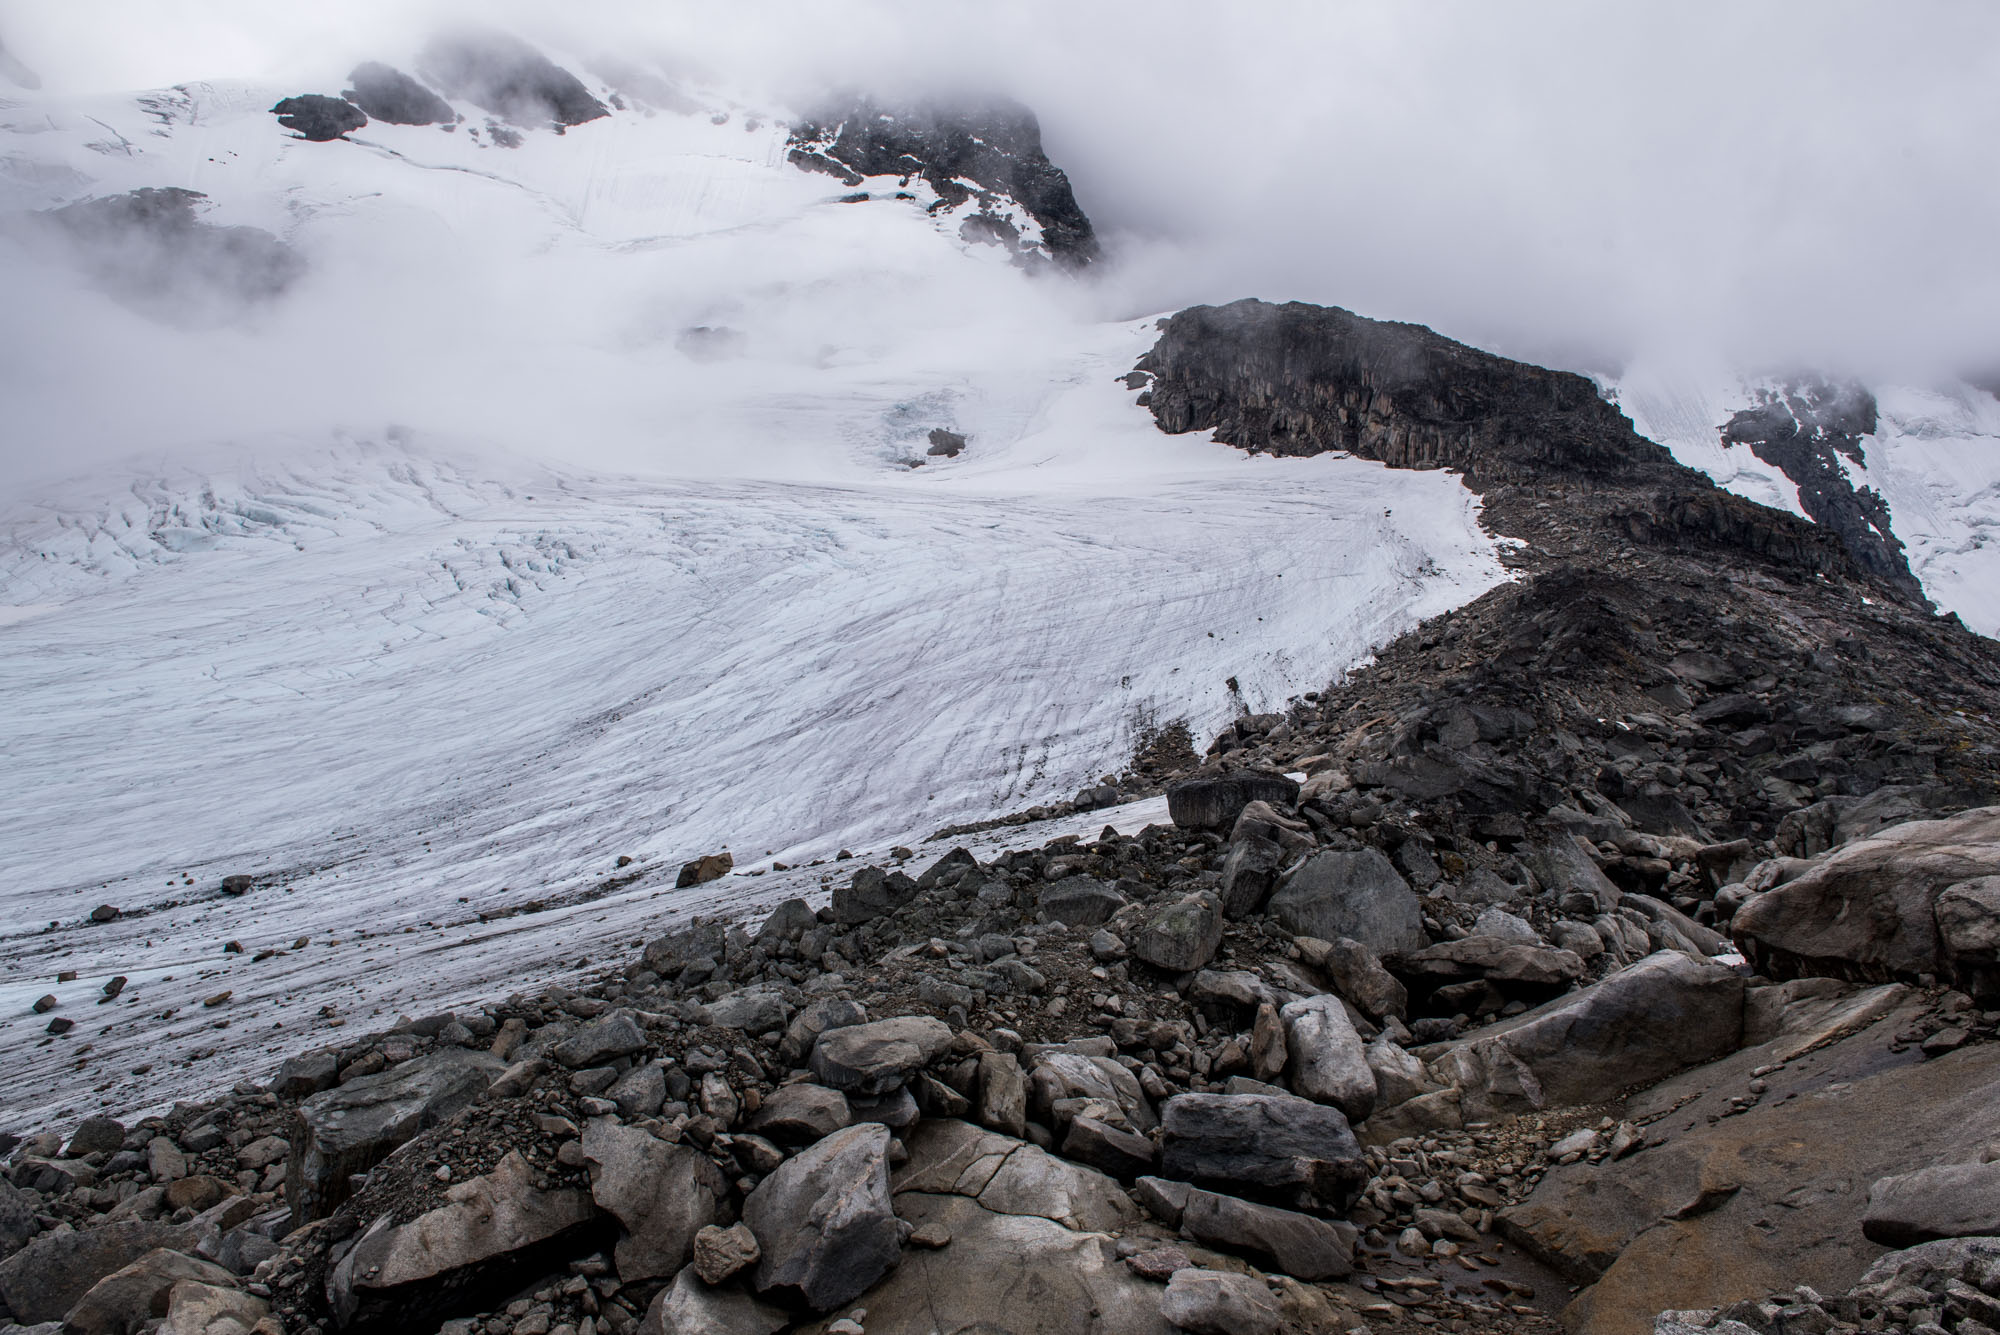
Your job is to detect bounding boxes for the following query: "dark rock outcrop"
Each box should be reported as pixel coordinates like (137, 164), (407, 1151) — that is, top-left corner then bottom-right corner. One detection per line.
(1719, 377), (1920, 595)
(31, 188), (304, 322)
(420, 31), (608, 128)
(344, 62), (456, 125)
(271, 94), (366, 141)
(788, 99), (1097, 267)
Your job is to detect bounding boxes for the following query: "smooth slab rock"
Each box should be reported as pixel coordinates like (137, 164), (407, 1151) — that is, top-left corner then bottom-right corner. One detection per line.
(704, 988), (792, 1035)
(156, 1280), (268, 1335)
(1269, 850), (1424, 955)
(822, 1190), (1172, 1335)
(61, 1247), (235, 1335)
(1178, 1187), (1354, 1280)
(1733, 806), (2000, 989)
(1159, 1268), (1284, 1335)
(1131, 892), (1225, 972)
(583, 1118), (729, 1281)
(743, 1123), (902, 1312)
(0, 1220), (198, 1325)
(1864, 1160), (2000, 1246)
(892, 1119), (1137, 1233)
(328, 1151), (599, 1330)
(1158, 1092), (1366, 1213)
(287, 1047), (503, 1225)
(1391, 936), (1586, 988)
(1281, 994), (1375, 1122)
(810, 1016), (954, 1096)
(1167, 773), (1299, 831)
(638, 1265), (788, 1335)
(1426, 951), (1744, 1118)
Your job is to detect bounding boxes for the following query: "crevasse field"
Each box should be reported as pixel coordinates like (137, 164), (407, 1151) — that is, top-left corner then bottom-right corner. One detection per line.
(0, 73), (1510, 1124)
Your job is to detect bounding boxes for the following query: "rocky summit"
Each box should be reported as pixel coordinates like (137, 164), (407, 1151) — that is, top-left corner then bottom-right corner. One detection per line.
(4, 29), (1999, 1335)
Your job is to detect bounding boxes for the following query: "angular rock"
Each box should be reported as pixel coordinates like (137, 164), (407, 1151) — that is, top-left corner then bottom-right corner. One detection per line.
(746, 1082), (852, 1145)
(1159, 1268), (1283, 1335)
(1167, 773), (1300, 831)
(642, 921), (725, 977)
(1061, 1115), (1157, 1180)
(704, 988), (791, 1035)
(1280, 994), (1374, 1122)
(1268, 851), (1424, 955)
(1029, 1051), (1156, 1132)
(608, 1063), (667, 1119)
(0, 1221), (199, 1326)
(583, 1118), (729, 1281)
(676, 851), (733, 887)
(810, 1015), (954, 1095)
(780, 998), (868, 1066)
(692, 1222), (761, 1285)
(273, 1049), (339, 1098)
(1364, 1036), (1432, 1110)
(743, 1122), (902, 1312)
(1158, 1092), (1366, 1213)
(756, 897), (818, 945)
(286, 1047), (503, 1225)
(63, 1248), (236, 1335)
(1391, 936), (1586, 989)
(67, 1115), (127, 1158)
(157, 1279), (267, 1334)
(1427, 951), (1745, 1119)
(637, 1264), (788, 1335)
(1302, 936), (1408, 1021)
(830, 865), (920, 924)
(1040, 875), (1128, 927)
(1218, 832), (1286, 919)
(0, 1179), (35, 1259)
(1523, 838), (1623, 914)
(976, 1050), (1029, 1138)
(1178, 1187), (1353, 1281)
(329, 1150), (600, 1330)
(1864, 1160), (2000, 1246)
(1131, 892), (1224, 973)
(552, 1010), (648, 1068)
(1733, 806), (2000, 991)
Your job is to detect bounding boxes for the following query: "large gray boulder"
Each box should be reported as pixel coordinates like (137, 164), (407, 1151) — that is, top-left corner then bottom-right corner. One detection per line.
(1280, 994), (1375, 1122)
(551, 1010), (648, 1067)
(892, 1119), (1137, 1234)
(830, 865), (920, 925)
(1039, 875), (1128, 927)
(1523, 838), (1622, 914)
(1864, 1160), (2000, 1246)
(286, 1047), (503, 1225)
(636, 1264), (788, 1335)
(1426, 951), (1744, 1119)
(1218, 832), (1286, 919)
(1130, 892), (1224, 973)
(1178, 1185), (1354, 1280)
(1158, 1092), (1366, 1213)
(0, 1221), (199, 1325)
(810, 1015), (954, 1096)
(642, 921), (725, 977)
(59, 1247), (236, 1335)
(1300, 935), (1407, 1020)
(1268, 850), (1424, 955)
(1159, 1268), (1284, 1335)
(703, 988), (792, 1035)
(328, 1150), (599, 1330)
(746, 1082), (852, 1145)
(742, 1122), (902, 1311)
(1167, 773), (1299, 831)
(1733, 806), (2000, 992)
(583, 1118), (730, 1281)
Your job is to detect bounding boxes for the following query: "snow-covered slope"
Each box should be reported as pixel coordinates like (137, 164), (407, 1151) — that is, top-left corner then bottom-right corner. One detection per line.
(1615, 365), (2000, 636)
(0, 51), (1511, 1125)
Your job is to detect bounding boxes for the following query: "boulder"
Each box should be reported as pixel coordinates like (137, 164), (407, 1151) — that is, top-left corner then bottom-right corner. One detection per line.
(273, 1049), (340, 1098)
(583, 1118), (729, 1281)
(780, 998), (868, 1066)
(1853, 1235), (2000, 1302)
(757, 897), (819, 944)
(156, 1280), (268, 1335)
(66, 1115), (128, 1158)
(1268, 851), (1424, 955)
(642, 921), (725, 977)
(692, 1222), (762, 1286)
(676, 852), (734, 887)
(1028, 1051), (1156, 1132)
(1864, 1160), (2000, 1246)
(1426, 952), (1745, 1119)
(746, 1082), (852, 1145)
(608, 1063), (667, 1118)
(1130, 892), (1224, 972)
(1062, 1116), (1157, 1179)
(743, 1122), (902, 1312)
(637, 1264), (788, 1335)
(976, 1051), (1029, 1138)
(1301, 936), (1407, 1020)
(1158, 1092), (1366, 1213)
(1040, 875), (1129, 927)
(810, 1015), (954, 1095)
(830, 866), (920, 924)
(271, 93), (366, 141)
(834, 1190), (1171, 1335)
(286, 1047), (503, 1225)
(1733, 806), (2000, 991)
(328, 1150), (600, 1330)
(1167, 773), (1300, 831)
(1390, 937), (1586, 990)
(0, 1221), (200, 1326)
(1177, 1186), (1353, 1280)
(1158, 1268), (1283, 1335)
(704, 988), (791, 1034)
(1523, 838), (1622, 914)
(1280, 995), (1375, 1122)
(59, 1247), (235, 1335)
(552, 1010), (648, 1067)
(1218, 832), (1285, 919)
(894, 1119), (1137, 1233)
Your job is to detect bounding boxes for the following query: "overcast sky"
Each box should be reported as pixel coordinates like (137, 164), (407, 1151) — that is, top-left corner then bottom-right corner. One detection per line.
(3, 1), (1997, 396)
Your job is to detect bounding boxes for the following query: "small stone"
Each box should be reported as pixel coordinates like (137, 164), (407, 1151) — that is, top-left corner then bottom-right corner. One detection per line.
(47, 1016), (74, 1035)
(32, 994), (57, 1014)
(1127, 1245), (1193, 1280)
(693, 1221), (761, 1284)
(91, 905), (122, 923)
(908, 1221), (951, 1249)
